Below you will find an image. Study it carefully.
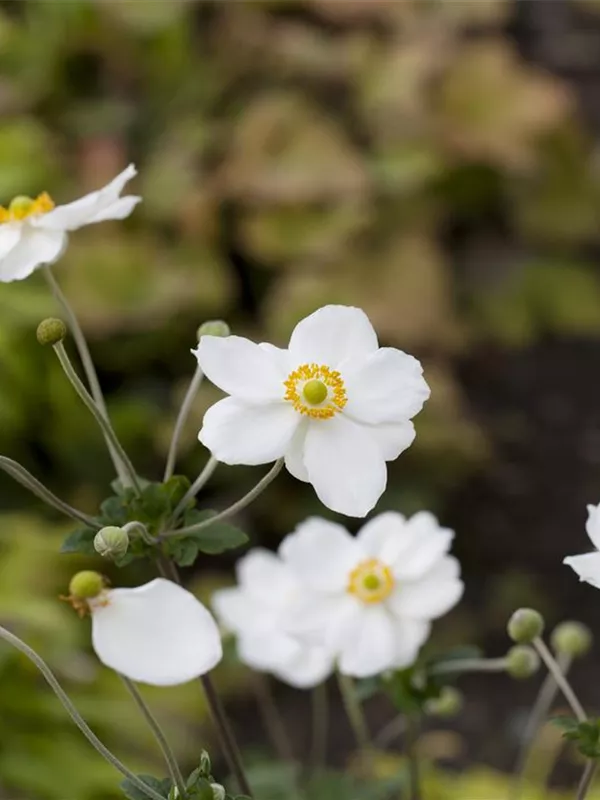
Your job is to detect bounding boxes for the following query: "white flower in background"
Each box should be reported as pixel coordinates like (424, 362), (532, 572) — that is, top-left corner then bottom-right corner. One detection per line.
(281, 512), (464, 678)
(194, 305), (430, 517)
(564, 503), (600, 588)
(0, 164), (141, 283)
(88, 577), (222, 686)
(212, 549), (334, 689)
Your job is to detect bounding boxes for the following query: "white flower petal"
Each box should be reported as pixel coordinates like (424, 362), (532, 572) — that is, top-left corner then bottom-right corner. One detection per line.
(259, 342), (291, 373)
(564, 552), (600, 588)
(236, 548), (297, 602)
(91, 578), (222, 686)
(392, 619), (431, 669)
(586, 504), (600, 551)
(388, 558), (464, 620)
(368, 420), (416, 461)
(337, 605), (396, 678)
(36, 164), (137, 231)
(237, 632), (300, 674)
(195, 336), (286, 401)
(284, 421), (310, 482)
(356, 511), (407, 560)
(212, 587), (262, 634)
(303, 414), (387, 517)
(0, 223), (21, 260)
(280, 517), (362, 591)
(0, 227), (66, 282)
(391, 512), (454, 580)
(343, 348), (430, 424)
(274, 643), (335, 689)
(88, 195), (141, 223)
(199, 397), (299, 465)
(288, 305), (378, 367)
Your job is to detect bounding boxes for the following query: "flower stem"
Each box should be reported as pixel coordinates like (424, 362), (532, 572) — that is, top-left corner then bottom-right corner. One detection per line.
(121, 676), (186, 798)
(170, 456), (219, 524)
(161, 459), (284, 539)
(577, 760), (597, 800)
(164, 365), (204, 482)
(53, 341), (141, 494)
(0, 455), (99, 528)
(405, 713), (422, 800)
(337, 673), (372, 759)
(533, 638), (586, 722)
(374, 714), (407, 748)
(429, 657), (508, 675)
(43, 266), (127, 485)
(310, 682), (329, 775)
(511, 652), (571, 800)
(253, 673), (295, 764)
(0, 624), (165, 800)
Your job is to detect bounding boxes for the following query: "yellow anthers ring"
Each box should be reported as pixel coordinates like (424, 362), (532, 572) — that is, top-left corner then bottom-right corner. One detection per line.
(0, 192), (54, 224)
(348, 559), (395, 604)
(283, 362), (347, 419)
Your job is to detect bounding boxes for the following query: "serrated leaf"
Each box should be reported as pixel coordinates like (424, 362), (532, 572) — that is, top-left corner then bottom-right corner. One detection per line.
(180, 510), (249, 554)
(168, 537), (200, 567)
(120, 774), (171, 800)
(60, 527), (96, 555)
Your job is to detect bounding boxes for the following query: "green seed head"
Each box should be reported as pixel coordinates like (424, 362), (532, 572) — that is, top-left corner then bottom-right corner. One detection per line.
(363, 574), (381, 591)
(507, 608), (545, 644)
(197, 320), (231, 340)
(303, 379), (328, 406)
(9, 195), (34, 215)
(551, 621), (592, 659)
(506, 645), (540, 679)
(424, 686), (463, 718)
(94, 526), (129, 559)
(36, 318), (67, 346)
(68, 570), (104, 600)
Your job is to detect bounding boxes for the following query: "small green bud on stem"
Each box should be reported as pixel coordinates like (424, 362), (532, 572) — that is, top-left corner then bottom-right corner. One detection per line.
(551, 621), (592, 659)
(506, 645), (540, 679)
(94, 526), (129, 559)
(197, 320), (231, 340)
(424, 686), (463, 718)
(37, 317), (67, 346)
(507, 608), (545, 644)
(69, 570), (104, 600)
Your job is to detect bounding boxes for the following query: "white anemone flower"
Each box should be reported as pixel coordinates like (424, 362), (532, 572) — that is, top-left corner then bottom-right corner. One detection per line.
(281, 512), (464, 678)
(0, 164), (141, 282)
(90, 578), (222, 686)
(212, 549), (334, 689)
(564, 503), (600, 588)
(194, 305), (430, 517)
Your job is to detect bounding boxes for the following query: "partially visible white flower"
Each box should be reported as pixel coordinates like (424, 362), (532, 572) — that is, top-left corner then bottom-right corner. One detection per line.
(212, 549), (334, 689)
(90, 578), (222, 686)
(194, 305), (430, 518)
(0, 164), (140, 283)
(281, 512), (464, 679)
(564, 503), (600, 588)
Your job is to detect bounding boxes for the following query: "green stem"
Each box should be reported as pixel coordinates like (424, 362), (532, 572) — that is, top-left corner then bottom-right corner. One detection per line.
(577, 760), (597, 800)
(533, 638), (586, 722)
(310, 682), (329, 775)
(337, 673), (372, 759)
(164, 365), (205, 482)
(0, 456), (99, 527)
(161, 459), (284, 539)
(374, 714), (406, 749)
(121, 676), (186, 797)
(170, 456), (219, 524)
(405, 714), (422, 800)
(254, 673), (295, 764)
(0, 624), (165, 800)
(53, 341), (141, 494)
(429, 657), (508, 675)
(44, 266), (127, 485)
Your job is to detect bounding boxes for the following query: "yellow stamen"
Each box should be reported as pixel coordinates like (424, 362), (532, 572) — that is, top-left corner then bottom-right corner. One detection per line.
(0, 191), (54, 224)
(283, 363), (347, 420)
(348, 559), (395, 604)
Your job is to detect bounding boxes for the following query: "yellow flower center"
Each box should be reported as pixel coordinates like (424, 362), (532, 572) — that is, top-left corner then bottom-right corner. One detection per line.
(348, 559), (395, 604)
(283, 363), (347, 419)
(0, 192), (54, 224)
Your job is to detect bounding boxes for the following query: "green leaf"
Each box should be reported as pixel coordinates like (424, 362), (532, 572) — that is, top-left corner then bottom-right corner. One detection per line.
(552, 717), (600, 759)
(168, 537), (201, 567)
(181, 510), (249, 554)
(60, 527), (96, 555)
(120, 774), (171, 800)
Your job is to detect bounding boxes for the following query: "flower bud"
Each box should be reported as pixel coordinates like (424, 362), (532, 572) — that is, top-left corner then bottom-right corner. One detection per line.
(94, 526), (129, 559)
(424, 686), (463, 718)
(551, 621), (592, 659)
(198, 750), (212, 777)
(197, 320), (230, 340)
(69, 570), (104, 600)
(210, 784), (226, 800)
(36, 317), (67, 346)
(506, 645), (540, 679)
(507, 608), (544, 644)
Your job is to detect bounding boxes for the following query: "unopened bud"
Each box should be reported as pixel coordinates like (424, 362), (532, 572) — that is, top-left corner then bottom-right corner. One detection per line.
(69, 570), (104, 600)
(94, 526), (129, 559)
(506, 645), (540, 679)
(37, 318), (67, 346)
(210, 784), (226, 800)
(198, 750), (212, 777)
(507, 608), (544, 644)
(424, 686), (463, 718)
(197, 320), (230, 340)
(551, 621), (592, 659)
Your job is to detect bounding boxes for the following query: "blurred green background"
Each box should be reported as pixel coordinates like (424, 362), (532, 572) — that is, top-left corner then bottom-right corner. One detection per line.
(4, 0), (600, 797)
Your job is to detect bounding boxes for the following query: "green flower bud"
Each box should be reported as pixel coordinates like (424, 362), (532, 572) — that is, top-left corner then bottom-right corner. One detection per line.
(424, 686), (463, 718)
(506, 645), (540, 679)
(69, 570), (104, 600)
(198, 750), (212, 777)
(507, 608), (545, 644)
(36, 318), (67, 346)
(197, 320), (231, 340)
(210, 784), (226, 800)
(94, 526), (129, 559)
(551, 621), (592, 659)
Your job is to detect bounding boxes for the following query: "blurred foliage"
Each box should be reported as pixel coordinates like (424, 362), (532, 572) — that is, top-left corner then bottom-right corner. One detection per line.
(0, 0), (599, 797)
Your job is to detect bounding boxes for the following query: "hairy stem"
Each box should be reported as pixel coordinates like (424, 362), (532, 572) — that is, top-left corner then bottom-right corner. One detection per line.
(429, 657), (508, 676)
(337, 673), (372, 759)
(577, 760), (597, 800)
(533, 638), (586, 722)
(164, 365), (204, 482)
(254, 673), (295, 764)
(170, 456), (218, 523)
(0, 625), (165, 800)
(405, 714), (422, 800)
(310, 682), (329, 775)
